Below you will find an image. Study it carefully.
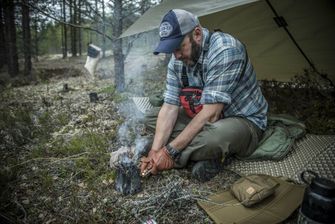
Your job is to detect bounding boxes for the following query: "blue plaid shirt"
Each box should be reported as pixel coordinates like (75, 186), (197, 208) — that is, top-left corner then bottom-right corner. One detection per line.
(164, 28), (268, 130)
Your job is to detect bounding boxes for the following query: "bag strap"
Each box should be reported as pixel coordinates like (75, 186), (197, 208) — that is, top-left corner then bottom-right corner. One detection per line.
(181, 32), (213, 87)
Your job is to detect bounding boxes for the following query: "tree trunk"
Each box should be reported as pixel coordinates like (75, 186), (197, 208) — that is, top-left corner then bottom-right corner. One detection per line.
(0, 0), (6, 69)
(113, 0), (125, 92)
(3, 0), (18, 77)
(95, 0), (99, 42)
(22, 0), (32, 76)
(69, 0), (77, 57)
(102, 0), (106, 58)
(78, 0), (82, 56)
(69, 0), (73, 56)
(62, 0), (67, 59)
(72, 0), (78, 57)
(33, 15), (39, 62)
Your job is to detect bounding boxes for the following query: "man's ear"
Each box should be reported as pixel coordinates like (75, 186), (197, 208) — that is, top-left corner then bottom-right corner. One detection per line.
(193, 26), (202, 44)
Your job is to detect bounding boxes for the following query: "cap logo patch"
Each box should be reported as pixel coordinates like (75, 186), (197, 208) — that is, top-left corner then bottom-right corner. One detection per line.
(159, 22), (173, 38)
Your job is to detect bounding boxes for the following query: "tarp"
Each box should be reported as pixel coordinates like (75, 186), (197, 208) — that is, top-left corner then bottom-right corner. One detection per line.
(121, 0), (335, 82)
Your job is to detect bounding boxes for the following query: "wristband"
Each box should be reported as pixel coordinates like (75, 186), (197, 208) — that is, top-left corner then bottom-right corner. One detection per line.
(165, 144), (181, 161)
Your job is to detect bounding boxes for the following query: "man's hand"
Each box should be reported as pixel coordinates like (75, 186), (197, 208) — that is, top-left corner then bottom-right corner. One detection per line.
(150, 147), (175, 174)
(140, 147), (175, 176)
(140, 150), (157, 176)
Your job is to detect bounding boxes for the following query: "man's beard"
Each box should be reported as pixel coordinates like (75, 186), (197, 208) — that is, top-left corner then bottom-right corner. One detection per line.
(190, 37), (202, 65)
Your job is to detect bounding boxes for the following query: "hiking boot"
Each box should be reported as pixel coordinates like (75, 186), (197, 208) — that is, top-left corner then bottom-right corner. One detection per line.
(191, 160), (222, 182)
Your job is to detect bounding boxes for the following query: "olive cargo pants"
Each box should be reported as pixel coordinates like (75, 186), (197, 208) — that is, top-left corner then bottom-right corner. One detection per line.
(144, 107), (263, 168)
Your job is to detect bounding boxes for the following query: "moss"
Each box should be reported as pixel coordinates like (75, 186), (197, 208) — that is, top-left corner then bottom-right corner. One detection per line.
(40, 170), (54, 190)
(99, 85), (128, 103)
(75, 157), (97, 182)
(58, 165), (73, 179)
(31, 144), (45, 158)
(55, 112), (70, 126)
(99, 171), (116, 182)
(99, 85), (116, 95)
(0, 106), (34, 147)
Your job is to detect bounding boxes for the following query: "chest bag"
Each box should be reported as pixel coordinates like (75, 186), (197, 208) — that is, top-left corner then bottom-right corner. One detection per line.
(179, 33), (212, 118)
(179, 32), (248, 118)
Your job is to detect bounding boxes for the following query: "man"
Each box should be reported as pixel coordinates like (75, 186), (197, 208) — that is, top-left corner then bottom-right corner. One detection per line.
(140, 9), (268, 182)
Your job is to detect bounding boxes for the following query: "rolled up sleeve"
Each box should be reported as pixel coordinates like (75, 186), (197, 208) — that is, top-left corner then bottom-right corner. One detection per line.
(164, 59), (182, 106)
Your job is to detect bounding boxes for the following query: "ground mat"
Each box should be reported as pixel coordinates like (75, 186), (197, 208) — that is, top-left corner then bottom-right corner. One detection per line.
(225, 135), (335, 183)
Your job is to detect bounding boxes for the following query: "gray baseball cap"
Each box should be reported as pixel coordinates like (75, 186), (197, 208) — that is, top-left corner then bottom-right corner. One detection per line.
(153, 9), (199, 55)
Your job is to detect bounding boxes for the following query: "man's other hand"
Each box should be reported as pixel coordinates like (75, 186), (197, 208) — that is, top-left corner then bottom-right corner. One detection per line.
(150, 147), (175, 174)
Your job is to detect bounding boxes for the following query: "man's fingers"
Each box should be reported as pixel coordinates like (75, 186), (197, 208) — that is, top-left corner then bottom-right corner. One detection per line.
(140, 157), (150, 173)
(140, 156), (156, 176)
(149, 164), (158, 175)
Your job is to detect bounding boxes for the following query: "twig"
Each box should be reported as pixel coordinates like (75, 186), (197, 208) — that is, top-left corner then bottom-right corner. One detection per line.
(24, 1), (115, 41)
(49, 152), (89, 164)
(9, 152), (89, 168)
(14, 198), (27, 224)
(0, 212), (16, 224)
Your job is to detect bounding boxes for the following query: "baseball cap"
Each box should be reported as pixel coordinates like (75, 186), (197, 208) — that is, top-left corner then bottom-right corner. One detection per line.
(153, 9), (199, 55)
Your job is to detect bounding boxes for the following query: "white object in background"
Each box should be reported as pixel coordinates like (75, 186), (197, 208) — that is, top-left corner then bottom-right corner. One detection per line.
(84, 44), (102, 77)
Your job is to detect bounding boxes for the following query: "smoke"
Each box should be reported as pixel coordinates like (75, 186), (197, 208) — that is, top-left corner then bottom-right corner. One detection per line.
(111, 38), (161, 160)
(108, 39), (161, 196)
(134, 136), (150, 161)
(116, 98), (151, 162)
(113, 100), (151, 196)
(117, 121), (132, 146)
(116, 119), (150, 162)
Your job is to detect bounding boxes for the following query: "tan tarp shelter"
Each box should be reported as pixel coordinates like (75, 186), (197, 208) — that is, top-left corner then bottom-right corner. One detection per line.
(121, 0), (335, 82)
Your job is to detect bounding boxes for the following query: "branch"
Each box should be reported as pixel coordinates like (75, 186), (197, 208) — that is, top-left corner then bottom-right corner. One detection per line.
(124, 33), (141, 59)
(9, 152), (90, 169)
(65, 0), (105, 23)
(25, 1), (115, 42)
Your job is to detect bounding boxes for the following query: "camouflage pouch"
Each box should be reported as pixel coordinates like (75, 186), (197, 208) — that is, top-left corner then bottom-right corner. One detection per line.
(231, 174), (279, 207)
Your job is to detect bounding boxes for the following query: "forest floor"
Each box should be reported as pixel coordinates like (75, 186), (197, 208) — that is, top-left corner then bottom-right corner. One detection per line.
(0, 55), (334, 223)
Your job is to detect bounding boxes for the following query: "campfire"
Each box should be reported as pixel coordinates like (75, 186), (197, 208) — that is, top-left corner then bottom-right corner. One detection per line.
(110, 137), (150, 195)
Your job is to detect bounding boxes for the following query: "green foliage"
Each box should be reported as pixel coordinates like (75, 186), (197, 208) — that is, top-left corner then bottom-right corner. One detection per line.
(0, 104), (34, 148)
(33, 110), (70, 141)
(57, 131), (110, 156)
(40, 169), (54, 190)
(36, 21), (112, 56)
(99, 85), (128, 103)
(39, 23), (62, 55)
(99, 85), (116, 95)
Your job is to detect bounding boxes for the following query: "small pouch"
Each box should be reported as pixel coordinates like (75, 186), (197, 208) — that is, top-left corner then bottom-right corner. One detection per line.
(230, 174), (279, 207)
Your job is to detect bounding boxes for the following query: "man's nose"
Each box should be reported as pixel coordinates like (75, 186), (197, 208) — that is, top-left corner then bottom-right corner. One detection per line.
(173, 50), (182, 60)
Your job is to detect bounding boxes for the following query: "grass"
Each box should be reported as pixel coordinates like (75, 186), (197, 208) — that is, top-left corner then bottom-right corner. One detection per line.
(99, 84), (128, 103)
(0, 78), (122, 223)
(0, 105), (34, 148)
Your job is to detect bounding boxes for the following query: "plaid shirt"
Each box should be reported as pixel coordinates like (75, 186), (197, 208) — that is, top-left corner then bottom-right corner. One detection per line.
(164, 28), (268, 130)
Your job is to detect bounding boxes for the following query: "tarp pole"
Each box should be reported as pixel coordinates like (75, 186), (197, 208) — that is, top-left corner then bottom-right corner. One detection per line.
(265, 0), (318, 73)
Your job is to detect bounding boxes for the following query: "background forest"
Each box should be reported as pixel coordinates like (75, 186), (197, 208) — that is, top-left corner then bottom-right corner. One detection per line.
(0, 0), (161, 91)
